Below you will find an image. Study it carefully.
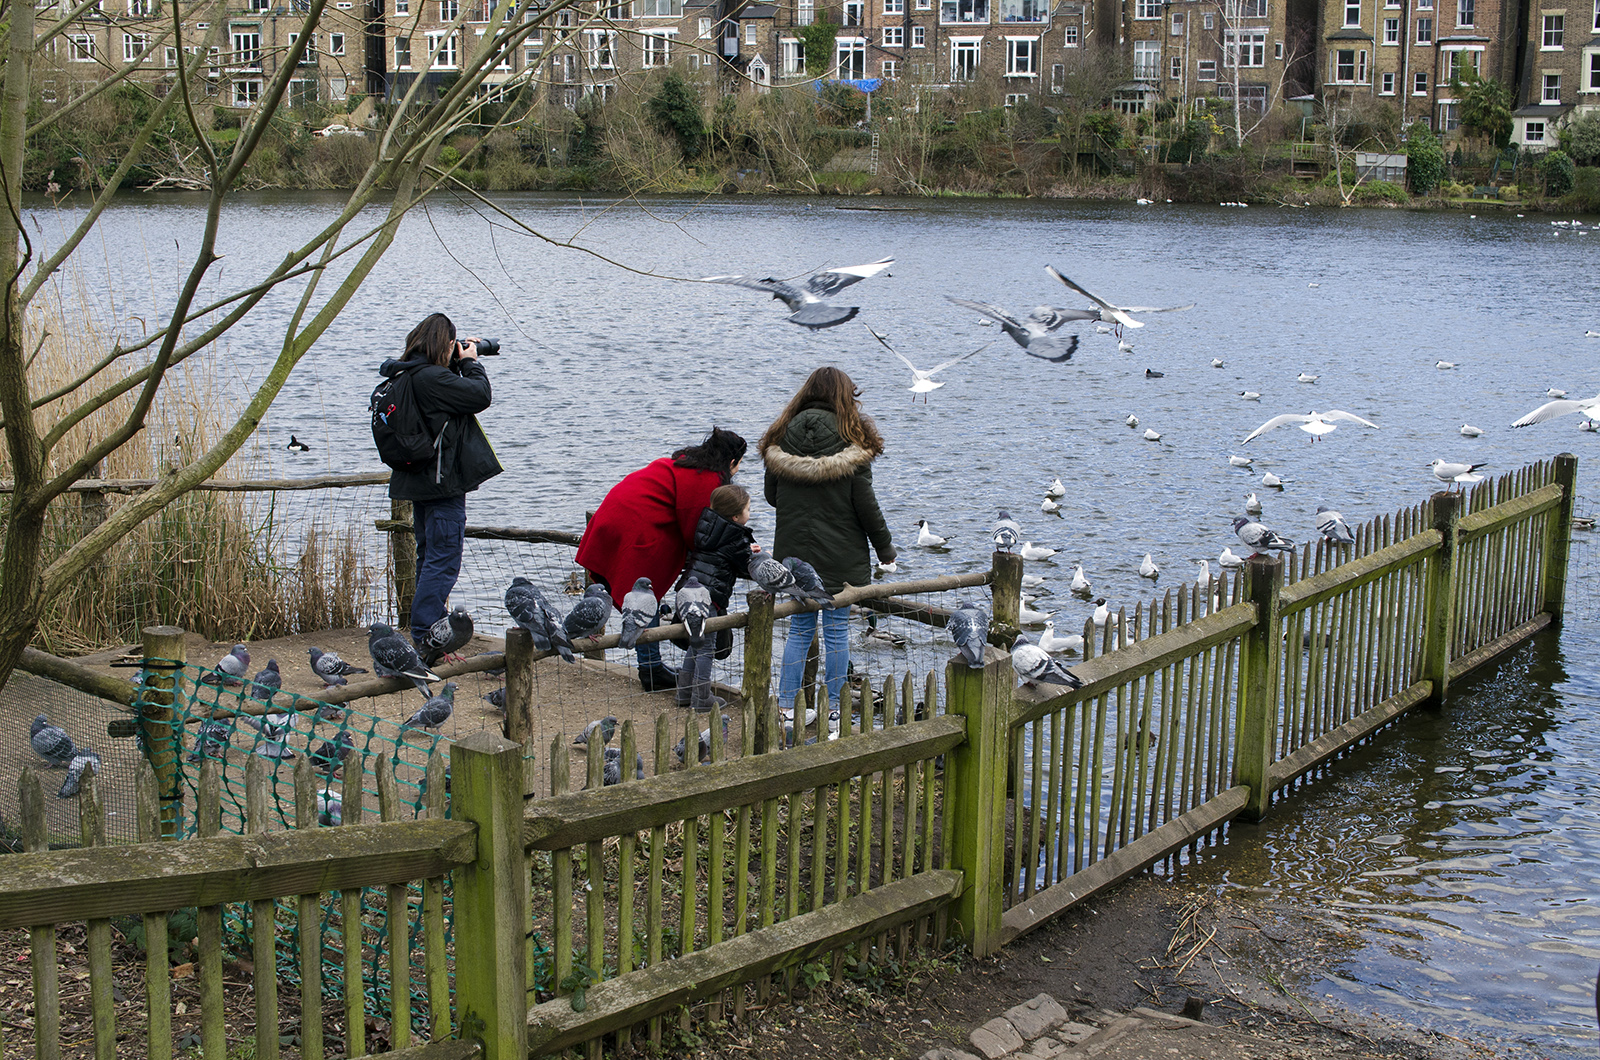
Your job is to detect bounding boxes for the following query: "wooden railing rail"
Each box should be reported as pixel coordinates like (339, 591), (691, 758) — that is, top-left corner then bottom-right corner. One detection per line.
(0, 471), (390, 494)
(1457, 481), (1562, 543)
(1277, 530), (1440, 616)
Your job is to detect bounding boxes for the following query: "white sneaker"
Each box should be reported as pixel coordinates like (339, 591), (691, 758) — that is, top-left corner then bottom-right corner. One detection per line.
(826, 709), (841, 738)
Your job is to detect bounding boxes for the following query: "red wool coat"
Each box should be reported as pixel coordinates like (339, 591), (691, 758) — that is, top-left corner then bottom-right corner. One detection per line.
(576, 458), (724, 606)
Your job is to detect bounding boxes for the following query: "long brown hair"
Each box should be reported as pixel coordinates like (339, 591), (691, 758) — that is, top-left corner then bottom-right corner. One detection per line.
(404, 313), (457, 368)
(760, 366), (884, 457)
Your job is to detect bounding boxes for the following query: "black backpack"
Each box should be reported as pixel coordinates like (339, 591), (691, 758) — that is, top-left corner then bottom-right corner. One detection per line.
(369, 367), (440, 472)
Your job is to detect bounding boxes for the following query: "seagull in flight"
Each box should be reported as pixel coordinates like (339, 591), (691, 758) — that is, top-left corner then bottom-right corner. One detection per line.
(1243, 410), (1379, 443)
(1511, 392), (1600, 428)
(1044, 266), (1195, 335)
(943, 296), (1087, 362)
(865, 326), (990, 401)
(702, 256), (893, 329)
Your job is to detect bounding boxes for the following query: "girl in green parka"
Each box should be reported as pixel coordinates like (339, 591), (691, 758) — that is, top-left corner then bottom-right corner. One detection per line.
(760, 367), (897, 721)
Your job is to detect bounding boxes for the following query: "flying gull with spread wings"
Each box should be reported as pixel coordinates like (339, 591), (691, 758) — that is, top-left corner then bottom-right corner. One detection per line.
(1045, 266), (1195, 334)
(942, 297), (1088, 362)
(702, 256), (894, 330)
(1243, 410), (1379, 443)
(865, 326), (990, 401)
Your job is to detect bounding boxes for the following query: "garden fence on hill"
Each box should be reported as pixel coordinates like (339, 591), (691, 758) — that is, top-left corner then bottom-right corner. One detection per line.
(0, 454), (1579, 1060)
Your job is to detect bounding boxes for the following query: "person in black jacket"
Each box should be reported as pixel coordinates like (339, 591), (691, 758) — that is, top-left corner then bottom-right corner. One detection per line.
(675, 484), (756, 711)
(380, 313), (502, 647)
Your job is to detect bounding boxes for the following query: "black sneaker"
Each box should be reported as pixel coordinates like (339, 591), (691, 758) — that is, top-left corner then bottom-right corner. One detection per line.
(638, 664), (679, 693)
(693, 695), (728, 715)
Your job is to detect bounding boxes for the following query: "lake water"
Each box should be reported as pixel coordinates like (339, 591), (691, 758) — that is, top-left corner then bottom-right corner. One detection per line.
(25, 189), (1600, 1056)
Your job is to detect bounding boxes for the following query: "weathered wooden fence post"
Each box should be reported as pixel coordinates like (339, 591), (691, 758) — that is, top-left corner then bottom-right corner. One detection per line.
(1544, 453), (1579, 625)
(989, 550), (1023, 643)
(452, 730), (529, 1060)
(391, 498), (417, 631)
(1422, 491), (1462, 707)
(944, 647), (1012, 957)
(139, 624), (186, 839)
(1235, 554), (1283, 822)
(504, 627), (538, 795)
(743, 590), (775, 753)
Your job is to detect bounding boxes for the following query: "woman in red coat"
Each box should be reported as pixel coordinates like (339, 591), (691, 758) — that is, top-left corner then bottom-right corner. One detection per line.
(576, 427), (747, 691)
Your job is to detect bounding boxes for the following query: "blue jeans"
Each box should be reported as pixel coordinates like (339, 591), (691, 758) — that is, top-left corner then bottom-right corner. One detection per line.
(777, 606), (849, 711)
(410, 495), (466, 643)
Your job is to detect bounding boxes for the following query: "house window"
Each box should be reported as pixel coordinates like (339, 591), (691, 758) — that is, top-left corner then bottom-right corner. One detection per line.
(914, 25), (927, 44)
(1197, 58), (1216, 79)
(553, 53), (577, 81)
(1006, 37), (1038, 75)
(699, 16), (712, 36)
(1224, 29), (1265, 66)
(1543, 14), (1564, 48)
(329, 76), (347, 100)
(1526, 119), (1546, 141)
(1135, 0), (1160, 17)
(127, 0), (150, 13)
(639, 0), (680, 13)
(1383, 17), (1399, 41)
(999, 0), (1046, 19)
(883, 25), (904, 44)
(1171, 11), (1183, 32)
(426, 30), (459, 67)
(1456, 0), (1473, 23)
(1544, 72), (1561, 100)
(1381, 71), (1395, 92)
(745, 22), (757, 44)
(164, 45), (178, 67)
(1589, 51), (1600, 89)
(780, 38), (804, 74)
(952, 37), (980, 78)
(837, 36), (866, 76)
(1051, 62), (1064, 90)
(232, 78), (261, 107)
(1275, 39), (1283, 58)
(395, 0), (406, 11)
(440, 0), (456, 17)
(1440, 101), (1459, 128)
(885, 0), (903, 10)
(1063, 24), (1078, 45)
(1444, 48), (1480, 80)
(123, 33), (148, 62)
(1414, 70), (1427, 92)
(1133, 40), (1160, 78)
(602, 0), (626, 18)
(1170, 54), (1183, 78)
(1005, 91), (1029, 104)
(329, 32), (345, 56)
(290, 31), (316, 63)
(882, 58), (899, 77)
(1416, 18), (1432, 42)
(844, 0), (863, 24)
(395, 36), (411, 67)
(1344, 0), (1360, 25)
(1217, 82), (1268, 111)
(643, 30), (675, 65)
(41, 80), (58, 103)
(1595, 0), (1600, 28)
(1203, 13), (1213, 28)
(1332, 47), (1367, 82)
(232, 28), (261, 68)
(584, 29), (616, 69)
(249, 0), (269, 11)
(941, 0), (989, 23)
(523, 39), (541, 64)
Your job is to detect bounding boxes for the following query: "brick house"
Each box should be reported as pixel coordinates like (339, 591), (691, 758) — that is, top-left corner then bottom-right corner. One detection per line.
(1510, 0), (1600, 148)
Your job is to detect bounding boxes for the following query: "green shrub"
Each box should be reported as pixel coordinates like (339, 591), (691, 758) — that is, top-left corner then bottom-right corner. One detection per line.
(1405, 125), (1444, 194)
(1565, 113), (1600, 166)
(1557, 166), (1600, 212)
(1541, 149), (1575, 196)
(1352, 179), (1409, 204)
(648, 73), (705, 159)
(439, 145), (462, 167)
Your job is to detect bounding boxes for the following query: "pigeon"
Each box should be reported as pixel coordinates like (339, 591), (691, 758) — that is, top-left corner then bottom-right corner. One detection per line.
(57, 750), (102, 799)
(943, 296), (1088, 361)
(750, 551), (829, 605)
(1510, 392), (1600, 428)
(602, 746), (646, 786)
(505, 577), (575, 663)
(948, 600), (990, 668)
(675, 576), (715, 646)
(618, 577), (659, 650)
(1046, 478), (1066, 498)
(674, 713), (732, 764)
(403, 682), (456, 731)
(1315, 506), (1356, 546)
(1219, 547), (1244, 569)
(780, 558), (834, 608)
(992, 510), (1021, 551)
(1429, 459), (1488, 486)
(308, 646), (366, 681)
(200, 644), (250, 687)
(1044, 267), (1195, 333)
(563, 585), (614, 642)
(1038, 621), (1083, 654)
(1460, 424), (1483, 437)
(915, 519), (947, 547)
(417, 606), (474, 667)
(320, 671), (348, 690)
(367, 623), (440, 697)
(573, 715), (619, 748)
(1245, 492), (1263, 514)
(1242, 410), (1379, 443)
(249, 660), (282, 703)
(1069, 565), (1092, 595)
(240, 711), (295, 759)
(286, 435), (311, 452)
(310, 731), (354, 775)
(702, 256), (893, 329)
(866, 324), (994, 399)
(188, 720), (232, 763)
(1019, 542), (1057, 561)
(1139, 553), (1159, 579)
(317, 791), (342, 826)
(481, 686), (507, 710)
(30, 714), (75, 767)
(1010, 634), (1083, 688)
(1233, 516), (1295, 554)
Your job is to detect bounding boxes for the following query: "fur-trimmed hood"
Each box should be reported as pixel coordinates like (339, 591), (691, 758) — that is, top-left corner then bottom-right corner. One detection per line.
(760, 407), (876, 484)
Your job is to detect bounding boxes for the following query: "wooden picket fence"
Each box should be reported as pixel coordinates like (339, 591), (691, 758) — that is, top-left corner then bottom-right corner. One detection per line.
(0, 455), (1578, 1060)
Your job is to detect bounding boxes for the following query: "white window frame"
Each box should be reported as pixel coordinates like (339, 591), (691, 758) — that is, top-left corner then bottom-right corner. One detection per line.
(1456, 0), (1473, 24)
(1135, 0), (1160, 17)
(1587, 49), (1600, 90)
(1005, 36), (1038, 76)
(797, 0), (813, 23)
(1203, 12), (1214, 28)
(123, 32), (148, 62)
(395, 0), (407, 11)
(642, 28), (676, 66)
(699, 16), (712, 37)
(1543, 72), (1561, 100)
(164, 45), (178, 67)
(67, 33), (94, 62)
(328, 32), (345, 56)
(425, 30), (459, 68)
(780, 37), (804, 74)
(1415, 17), (1433, 43)
(1170, 54), (1182, 78)
(440, 0), (457, 18)
(836, 35), (866, 76)
(913, 25), (927, 45)
(1063, 24), (1078, 45)
(395, 35), (412, 68)
(584, 28), (616, 69)
(1344, 0), (1360, 26)
(951, 36), (980, 80)
(1224, 29), (1265, 66)
(1594, 0), (1600, 29)
(882, 58), (898, 77)
(1542, 13), (1564, 48)
(638, 0), (681, 15)
(1381, 71), (1395, 93)
(1133, 39), (1160, 79)
(1442, 45), (1481, 80)
(1526, 119), (1546, 141)
(1414, 70), (1428, 93)
(231, 27), (261, 69)
(127, 0), (151, 14)
(883, 25), (904, 45)
(1197, 58), (1216, 79)
(1383, 17), (1399, 42)
(885, 0), (904, 10)
(1005, 91), (1028, 105)
(1331, 47), (1368, 83)
(1170, 10), (1184, 32)
(745, 21), (757, 45)
(232, 78), (261, 107)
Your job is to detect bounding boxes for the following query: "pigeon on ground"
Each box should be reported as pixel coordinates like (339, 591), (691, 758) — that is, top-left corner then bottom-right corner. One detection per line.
(1315, 506), (1356, 546)
(30, 714), (76, 767)
(240, 711), (295, 759)
(674, 713), (732, 764)
(948, 601), (990, 668)
(367, 623), (440, 697)
(1428, 459), (1488, 486)
(602, 746), (646, 786)
(702, 256), (894, 330)
(563, 585), (613, 643)
(320, 671), (347, 690)
(249, 660), (282, 703)
(403, 683), (456, 731)
(675, 576), (715, 646)
(505, 577), (575, 662)
(188, 720), (232, 763)
(780, 558), (835, 608)
(200, 644), (250, 687)
(943, 297), (1086, 361)
(750, 551), (832, 605)
(481, 686), (506, 710)
(57, 750), (103, 799)
(311, 731), (355, 776)
(1233, 516), (1295, 554)
(1011, 634), (1084, 688)
(418, 607), (474, 667)
(308, 647), (366, 683)
(317, 791), (342, 826)
(573, 715), (619, 748)
(618, 577), (659, 649)
(992, 510), (1021, 551)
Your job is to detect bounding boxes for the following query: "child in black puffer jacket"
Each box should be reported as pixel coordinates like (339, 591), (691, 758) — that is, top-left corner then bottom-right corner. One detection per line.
(674, 484), (757, 711)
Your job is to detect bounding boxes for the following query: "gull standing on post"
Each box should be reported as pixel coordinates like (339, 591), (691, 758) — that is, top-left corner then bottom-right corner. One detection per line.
(1428, 459), (1488, 487)
(1242, 410), (1380, 443)
(701, 256), (894, 330)
(943, 297), (1087, 362)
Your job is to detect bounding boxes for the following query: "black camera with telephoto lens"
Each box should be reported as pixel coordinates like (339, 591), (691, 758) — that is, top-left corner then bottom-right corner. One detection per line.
(468, 337), (500, 356)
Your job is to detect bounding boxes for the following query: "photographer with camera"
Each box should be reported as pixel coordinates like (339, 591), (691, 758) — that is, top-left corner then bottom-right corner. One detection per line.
(376, 312), (503, 649)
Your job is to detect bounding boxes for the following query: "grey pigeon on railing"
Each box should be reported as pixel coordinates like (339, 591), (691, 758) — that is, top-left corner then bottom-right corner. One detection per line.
(30, 714), (76, 767)
(311, 731), (354, 776)
(418, 607), (474, 667)
(674, 576), (715, 646)
(780, 558), (834, 608)
(188, 720), (232, 763)
(573, 715), (618, 748)
(403, 683), (456, 731)
(563, 585), (613, 643)
(367, 623), (439, 697)
(602, 746), (645, 786)
(674, 713), (731, 765)
(249, 660), (282, 704)
(307, 646), (367, 682)
(618, 577), (658, 649)
(751, 551), (831, 605)
(944, 296), (1088, 362)
(1010, 634), (1083, 689)
(505, 577), (575, 663)
(57, 750), (102, 799)
(1315, 506), (1356, 547)
(992, 510), (1022, 552)
(701, 256), (893, 330)
(200, 644), (250, 687)
(948, 601), (990, 669)
(1232, 516), (1295, 555)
